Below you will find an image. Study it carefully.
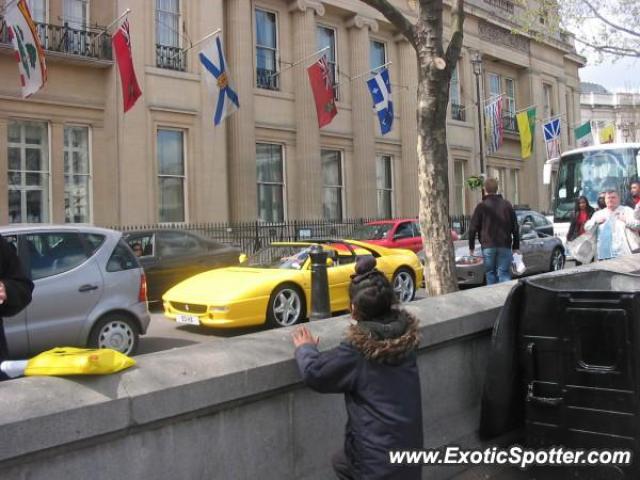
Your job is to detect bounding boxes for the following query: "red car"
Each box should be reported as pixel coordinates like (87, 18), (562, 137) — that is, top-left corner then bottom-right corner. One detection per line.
(351, 219), (459, 253)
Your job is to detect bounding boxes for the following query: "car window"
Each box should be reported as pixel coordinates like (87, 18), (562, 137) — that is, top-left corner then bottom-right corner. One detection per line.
(24, 232), (89, 280)
(126, 233), (155, 258)
(532, 213), (550, 228)
(395, 222), (414, 238)
(159, 232), (202, 256)
(80, 233), (106, 255)
(411, 222), (421, 237)
(107, 239), (140, 272)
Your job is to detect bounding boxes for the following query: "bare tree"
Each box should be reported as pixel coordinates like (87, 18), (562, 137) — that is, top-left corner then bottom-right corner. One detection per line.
(359, 0), (465, 295)
(516, 0), (640, 60)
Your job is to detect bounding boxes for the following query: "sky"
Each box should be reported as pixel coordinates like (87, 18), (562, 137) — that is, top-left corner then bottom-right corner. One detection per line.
(579, 56), (640, 92)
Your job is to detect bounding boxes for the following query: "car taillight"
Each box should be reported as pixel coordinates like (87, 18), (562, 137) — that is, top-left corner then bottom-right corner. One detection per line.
(139, 272), (148, 303)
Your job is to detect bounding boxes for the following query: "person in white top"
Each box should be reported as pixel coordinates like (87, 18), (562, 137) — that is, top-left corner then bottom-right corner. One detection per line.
(584, 190), (640, 260)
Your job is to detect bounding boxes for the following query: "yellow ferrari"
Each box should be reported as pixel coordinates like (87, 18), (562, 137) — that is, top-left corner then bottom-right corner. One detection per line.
(162, 240), (423, 329)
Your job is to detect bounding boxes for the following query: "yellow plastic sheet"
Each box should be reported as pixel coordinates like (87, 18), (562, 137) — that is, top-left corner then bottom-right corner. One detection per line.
(25, 347), (135, 376)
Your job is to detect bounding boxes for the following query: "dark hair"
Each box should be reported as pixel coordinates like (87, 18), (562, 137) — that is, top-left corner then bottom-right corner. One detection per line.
(349, 256), (396, 322)
(630, 180), (640, 188)
(574, 195), (591, 212)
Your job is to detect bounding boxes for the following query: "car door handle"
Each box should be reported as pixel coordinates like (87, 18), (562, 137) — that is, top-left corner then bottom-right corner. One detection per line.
(78, 284), (99, 292)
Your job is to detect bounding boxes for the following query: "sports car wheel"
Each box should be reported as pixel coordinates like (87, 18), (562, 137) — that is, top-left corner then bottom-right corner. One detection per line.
(393, 269), (415, 303)
(550, 248), (565, 272)
(267, 285), (306, 328)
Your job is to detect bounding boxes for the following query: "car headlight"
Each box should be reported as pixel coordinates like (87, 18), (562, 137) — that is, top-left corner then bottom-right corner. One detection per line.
(209, 306), (230, 313)
(456, 255), (483, 265)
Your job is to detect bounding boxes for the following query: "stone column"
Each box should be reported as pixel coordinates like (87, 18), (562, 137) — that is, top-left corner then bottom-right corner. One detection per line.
(395, 35), (419, 217)
(347, 15), (378, 218)
(225, 0), (257, 221)
(0, 118), (7, 224)
(557, 78), (569, 149)
(50, 122), (66, 223)
(289, 0), (324, 219)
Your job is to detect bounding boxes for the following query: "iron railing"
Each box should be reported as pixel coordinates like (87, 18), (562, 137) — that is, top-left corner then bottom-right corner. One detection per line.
(0, 17), (112, 61)
(503, 114), (518, 133)
(156, 44), (186, 71)
(111, 216), (472, 255)
(256, 67), (279, 90)
(483, 0), (514, 14)
(451, 103), (466, 122)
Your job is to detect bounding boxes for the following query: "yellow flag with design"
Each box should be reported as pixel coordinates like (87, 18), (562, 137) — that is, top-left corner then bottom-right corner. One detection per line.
(516, 107), (536, 159)
(599, 123), (615, 144)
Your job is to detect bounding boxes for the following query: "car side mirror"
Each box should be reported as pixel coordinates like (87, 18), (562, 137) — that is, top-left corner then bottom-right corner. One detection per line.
(238, 253), (248, 264)
(326, 257), (334, 267)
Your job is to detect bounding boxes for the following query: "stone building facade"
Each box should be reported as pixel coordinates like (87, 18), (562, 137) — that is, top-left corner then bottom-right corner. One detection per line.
(0, 0), (583, 226)
(580, 90), (640, 145)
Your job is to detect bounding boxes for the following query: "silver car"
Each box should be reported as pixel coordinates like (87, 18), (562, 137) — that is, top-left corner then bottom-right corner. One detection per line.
(1, 225), (150, 357)
(454, 224), (566, 286)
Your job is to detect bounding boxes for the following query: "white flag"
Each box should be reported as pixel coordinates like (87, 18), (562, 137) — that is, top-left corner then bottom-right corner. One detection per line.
(199, 34), (239, 126)
(5, 0), (47, 97)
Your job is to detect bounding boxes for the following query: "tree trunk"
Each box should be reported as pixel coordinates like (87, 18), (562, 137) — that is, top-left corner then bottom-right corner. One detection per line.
(416, 53), (458, 296)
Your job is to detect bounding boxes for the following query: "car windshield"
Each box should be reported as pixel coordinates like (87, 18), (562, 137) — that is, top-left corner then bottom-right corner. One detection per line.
(351, 224), (393, 240)
(246, 245), (312, 270)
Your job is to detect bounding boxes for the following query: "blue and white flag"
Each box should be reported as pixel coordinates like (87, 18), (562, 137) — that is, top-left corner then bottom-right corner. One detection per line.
(543, 117), (561, 160)
(199, 35), (239, 126)
(366, 68), (393, 135)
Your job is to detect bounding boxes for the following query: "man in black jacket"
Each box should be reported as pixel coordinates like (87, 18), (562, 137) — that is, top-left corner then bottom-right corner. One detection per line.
(0, 235), (34, 379)
(468, 177), (520, 285)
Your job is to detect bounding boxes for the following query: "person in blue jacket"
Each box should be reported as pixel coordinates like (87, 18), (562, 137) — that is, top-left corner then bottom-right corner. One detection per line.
(292, 256), (423, 480)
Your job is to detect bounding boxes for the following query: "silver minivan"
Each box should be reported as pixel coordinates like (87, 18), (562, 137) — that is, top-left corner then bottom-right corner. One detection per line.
(1, 225), (150, 357)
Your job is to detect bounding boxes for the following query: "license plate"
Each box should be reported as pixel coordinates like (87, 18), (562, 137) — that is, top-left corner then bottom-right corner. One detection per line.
(176, 315), (200, 326)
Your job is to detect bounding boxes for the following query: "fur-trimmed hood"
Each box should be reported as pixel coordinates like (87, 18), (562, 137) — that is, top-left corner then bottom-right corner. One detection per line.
(346, 308), (421, 363)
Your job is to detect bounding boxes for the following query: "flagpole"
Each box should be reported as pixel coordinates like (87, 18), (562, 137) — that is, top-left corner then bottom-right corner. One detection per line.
(515, 104), (536, 114)
(349, 61), (393, 82)
(92, 8), (131, 43)
(271, 46), (329, 79)
(183, 28), (222, 53)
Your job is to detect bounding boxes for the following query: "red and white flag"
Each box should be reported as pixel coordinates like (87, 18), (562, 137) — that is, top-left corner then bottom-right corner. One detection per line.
(112, 19), (142, 113)
(5, 0), (47, 97)
(307, 55), (337, 128)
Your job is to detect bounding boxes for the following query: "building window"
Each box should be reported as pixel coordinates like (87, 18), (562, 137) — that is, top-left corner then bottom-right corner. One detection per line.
(453, 160), (466, 215)
(256, 9), (278, 90)
(450, 64), (465, 121)
(27, 0), (47, 23)
(155, 0), (185, 71)
(322, 150), (343, 221)
(7, 121), (50, 223)
(64, 126), (91, 223)
(488, 73), (501, 99)
(543, 83), (553, 118)
(369, 40), (386, 70)
(376, 155), (393, 219)
(316, 26), (337, 99)
(504, 77), (516, 132)
(256, 143), (285, 222)
(63, 0), (89, 54)
(157, 129), (185, 223)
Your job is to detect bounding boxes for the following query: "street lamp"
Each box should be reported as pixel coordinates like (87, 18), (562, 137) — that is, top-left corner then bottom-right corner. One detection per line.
(471, 52), (485, 175)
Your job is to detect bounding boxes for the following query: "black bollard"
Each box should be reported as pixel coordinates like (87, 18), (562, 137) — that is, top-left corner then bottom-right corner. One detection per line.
(309, 245), (331, 321)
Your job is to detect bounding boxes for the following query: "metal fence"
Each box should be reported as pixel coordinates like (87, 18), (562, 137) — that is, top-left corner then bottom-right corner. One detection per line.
(112, 215), (472, 255)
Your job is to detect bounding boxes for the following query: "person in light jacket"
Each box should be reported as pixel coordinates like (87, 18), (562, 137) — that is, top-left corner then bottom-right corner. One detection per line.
(584, 190), (640, 260)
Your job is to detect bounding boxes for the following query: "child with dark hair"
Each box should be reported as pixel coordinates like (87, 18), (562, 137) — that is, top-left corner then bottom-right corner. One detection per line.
(292, 256), (423, 480)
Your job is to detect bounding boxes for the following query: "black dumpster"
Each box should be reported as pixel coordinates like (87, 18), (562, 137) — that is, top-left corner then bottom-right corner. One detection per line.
(520, 270), (640, 478)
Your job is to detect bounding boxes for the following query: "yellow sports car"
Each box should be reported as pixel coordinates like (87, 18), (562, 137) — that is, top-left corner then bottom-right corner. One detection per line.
(162, 240), (423, 329)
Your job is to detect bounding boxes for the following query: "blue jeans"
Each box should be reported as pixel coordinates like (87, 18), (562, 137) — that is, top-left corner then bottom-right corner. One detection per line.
(482, 247), (513, 285)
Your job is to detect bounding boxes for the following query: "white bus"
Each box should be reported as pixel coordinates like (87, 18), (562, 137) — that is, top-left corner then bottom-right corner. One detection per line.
(548, 143), (640, 245)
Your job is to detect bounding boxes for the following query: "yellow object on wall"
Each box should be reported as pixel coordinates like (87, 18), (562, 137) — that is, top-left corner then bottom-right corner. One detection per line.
(25, 347), (136, 376)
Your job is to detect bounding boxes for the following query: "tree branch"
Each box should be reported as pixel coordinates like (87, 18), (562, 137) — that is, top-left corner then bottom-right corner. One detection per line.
(359, 0), (416, 46)
(574, 35), (640, 57)
(445, 0), (465, 70)
(581, 0), (640, 39)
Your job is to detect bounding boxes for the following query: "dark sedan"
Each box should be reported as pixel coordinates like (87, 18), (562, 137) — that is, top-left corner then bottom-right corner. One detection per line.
(123, 229), (240, 303)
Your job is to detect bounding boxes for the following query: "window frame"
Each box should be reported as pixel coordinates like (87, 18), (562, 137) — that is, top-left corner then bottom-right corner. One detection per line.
(155, 0), (182, 48)
(453, 159), (466, 215)
(255, 7), (279, 91)
(504, 76), (516, 132)
(369, 38), (387, 71)
(7, 119), (51, 224)
(63, 0), (89, 30)
(63, 125), (93, 224)
(321, 149), (344, 221)
(375, 154), (394, 219)
(256, 142), (287, 223)
(543, 83), (553, 118)
(316, 24), (339, 100)
(156, 127), (187, 224)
